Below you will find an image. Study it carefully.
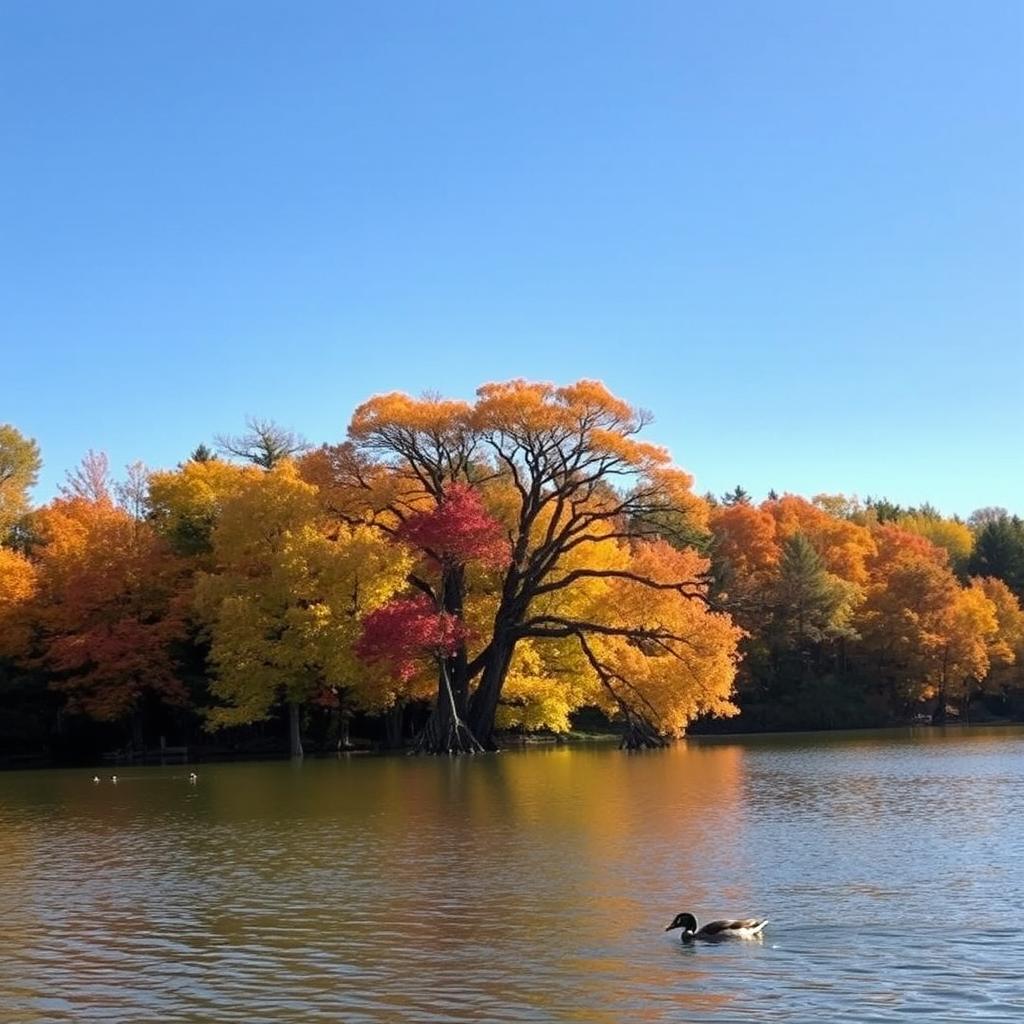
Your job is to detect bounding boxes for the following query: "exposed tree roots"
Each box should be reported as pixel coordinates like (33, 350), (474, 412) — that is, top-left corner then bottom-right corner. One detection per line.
(619, 715), (668, 750)
(412, 712), (485, 755)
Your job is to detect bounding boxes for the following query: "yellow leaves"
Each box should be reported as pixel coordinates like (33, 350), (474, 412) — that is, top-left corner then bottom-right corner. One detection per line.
(197, 462), (412, 725)
(898, 514), (973, 567)
(935, 584), (1000, 697)
(974, 577), (1024, 655)
(149, 459), (253, 555)
(496, 640), (583, 734)
(546, 539), (742, 737)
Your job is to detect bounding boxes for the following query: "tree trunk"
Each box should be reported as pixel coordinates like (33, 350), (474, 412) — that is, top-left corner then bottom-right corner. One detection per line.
(413, 566), (484, 754)
(414, 656), (483, 754)
(288, 701), (304, 759)
(131, 710), (144, 755)
(383, 703), (405, 749)
(468, 639), (515, 748)
(338, 709), (352, 751)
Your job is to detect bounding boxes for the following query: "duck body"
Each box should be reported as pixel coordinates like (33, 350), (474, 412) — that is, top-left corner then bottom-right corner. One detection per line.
(666, 912), (768, 941)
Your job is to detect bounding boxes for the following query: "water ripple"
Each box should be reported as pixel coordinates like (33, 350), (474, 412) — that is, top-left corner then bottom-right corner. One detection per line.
(1, 726), (1022, 1022)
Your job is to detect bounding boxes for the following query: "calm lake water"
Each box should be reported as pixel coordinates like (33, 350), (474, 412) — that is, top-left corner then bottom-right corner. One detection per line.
(1, 727), (1023, 1023)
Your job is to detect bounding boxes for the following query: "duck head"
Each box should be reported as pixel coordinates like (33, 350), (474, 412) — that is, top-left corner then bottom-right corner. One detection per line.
(666, 912), (698, 936)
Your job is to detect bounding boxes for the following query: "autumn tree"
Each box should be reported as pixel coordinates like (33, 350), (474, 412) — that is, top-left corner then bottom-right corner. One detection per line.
(898, 512), (973, 575)
(0, 547), (37, 659)
(857, 526), (964, 715)
(149, 458), (249, 557)
(0, 425), (41, 545)
(25, 495), (190, 744)
(923, 584), (1000, 722)
(195, 461), (409, 757)
(971, 576), (1024, 697)
(708, 501), (778, 620)
(322, 380), (741, 751)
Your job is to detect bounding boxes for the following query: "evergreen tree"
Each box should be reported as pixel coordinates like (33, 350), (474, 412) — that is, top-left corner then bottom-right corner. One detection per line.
(969, 515), (1024, 598)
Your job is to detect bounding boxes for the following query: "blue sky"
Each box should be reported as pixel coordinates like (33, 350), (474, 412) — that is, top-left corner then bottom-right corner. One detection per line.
(2, 1), (1021, 517)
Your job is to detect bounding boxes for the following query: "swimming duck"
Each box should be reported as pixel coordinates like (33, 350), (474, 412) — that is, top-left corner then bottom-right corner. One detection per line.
(91, 775), (100, 784)
(110, 775), (118, 784)
(189, 772), (198, 783)
(666, 912), (768, 941)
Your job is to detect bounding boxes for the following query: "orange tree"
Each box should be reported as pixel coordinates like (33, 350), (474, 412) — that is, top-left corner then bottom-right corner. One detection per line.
(307, 379), (741, 751)
(25, 496), (190, 744)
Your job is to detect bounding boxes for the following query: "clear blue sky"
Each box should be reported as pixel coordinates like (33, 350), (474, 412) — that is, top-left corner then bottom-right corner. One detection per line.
(2, 1), (1021, 517)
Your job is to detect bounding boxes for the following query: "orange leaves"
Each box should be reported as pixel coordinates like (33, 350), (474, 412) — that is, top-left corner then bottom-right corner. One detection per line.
(0, 548), (37, 657)
(858, 523), (999, 703)
(28, 497), (189, 721)
(711, 502), (779, 591)
(765, 495), (875, 586)
(349, 392), (474, 449)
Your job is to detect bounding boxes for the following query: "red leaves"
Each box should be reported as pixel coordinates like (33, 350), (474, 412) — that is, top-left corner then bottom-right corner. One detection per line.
(358, 486), (502, 686)
(397, 483), (509, 569)
(357, 595), (468, 681)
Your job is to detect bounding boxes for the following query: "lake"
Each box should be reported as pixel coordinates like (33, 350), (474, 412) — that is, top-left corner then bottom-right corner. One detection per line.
(1, 727), (1023, 1023)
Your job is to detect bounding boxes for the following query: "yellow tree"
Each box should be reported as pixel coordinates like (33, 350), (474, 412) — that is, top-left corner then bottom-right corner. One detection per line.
(195, 461), (409, 756)
(148, 457), (251, 557)
(924, 584), (1000, 719)
(898, 513), (974, 573)
(969, 577), (1024, 698)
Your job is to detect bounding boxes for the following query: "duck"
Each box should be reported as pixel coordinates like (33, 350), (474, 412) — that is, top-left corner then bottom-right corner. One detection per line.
(188, 772), (198, 783)
(91, 775), (101, 784)
(110, 774), (118, 784)
(666, 912), (768, 941)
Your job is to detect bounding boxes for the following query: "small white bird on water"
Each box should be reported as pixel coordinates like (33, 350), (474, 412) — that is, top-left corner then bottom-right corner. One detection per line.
(110, 775), (118, 784)
(666, 912), (768, 941)
(91, 775), (100, 784)
(189, 772), (198, 783)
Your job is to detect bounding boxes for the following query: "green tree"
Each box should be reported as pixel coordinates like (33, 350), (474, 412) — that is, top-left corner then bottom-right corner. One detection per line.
(0, 425), (41, 545)
(772, 533), (857, 654)
(968, 515), (1024, 598)
(721, 485), (751, 506)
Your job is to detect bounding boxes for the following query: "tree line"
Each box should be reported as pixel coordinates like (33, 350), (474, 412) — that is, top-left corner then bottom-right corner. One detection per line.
(1, 382), (1022, 762)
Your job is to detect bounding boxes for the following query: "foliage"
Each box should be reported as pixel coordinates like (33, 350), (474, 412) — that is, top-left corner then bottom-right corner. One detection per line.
(0, 425), (41, 544)
(27, 497), (189, 722)
(194, 461), (410, 729)
(968, 514), (1024, 598)
(3, 388), (1024, 755)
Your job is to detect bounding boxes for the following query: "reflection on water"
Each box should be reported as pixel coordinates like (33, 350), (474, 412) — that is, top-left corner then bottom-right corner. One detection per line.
(1, 727), (1023, 1022)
